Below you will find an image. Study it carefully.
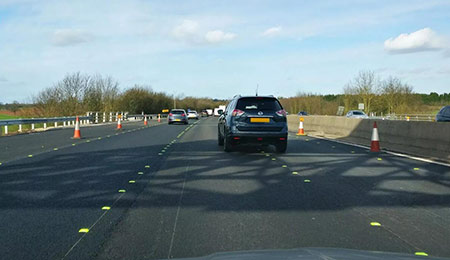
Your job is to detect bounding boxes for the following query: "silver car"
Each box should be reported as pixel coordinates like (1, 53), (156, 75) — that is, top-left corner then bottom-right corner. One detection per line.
(346, 110), (369, 119)
(168, 109), (189, 125)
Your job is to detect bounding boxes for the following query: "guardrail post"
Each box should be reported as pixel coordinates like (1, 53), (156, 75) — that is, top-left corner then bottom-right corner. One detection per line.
(95, 112), (99, 124)
(54, 122), (58, 128)
(31, 124), (35, 131)
(63, 121), (66, 127)
(4, 126), (8, 135)
(43, 123), (47, 129)
(116, 112), (118, 121)
(109, 112), (113, 122)
(103, 112), (106, 123)
(19, 124), (22, 132)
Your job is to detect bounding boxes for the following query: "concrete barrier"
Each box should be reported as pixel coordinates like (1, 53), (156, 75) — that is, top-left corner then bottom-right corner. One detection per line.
(287, 115), (450, 163)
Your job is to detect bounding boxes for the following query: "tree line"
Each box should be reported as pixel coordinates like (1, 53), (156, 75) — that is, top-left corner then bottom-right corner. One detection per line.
(2, 71), (448, 117)
(280, 71), (449, 116)
(29, 72), (224, 117)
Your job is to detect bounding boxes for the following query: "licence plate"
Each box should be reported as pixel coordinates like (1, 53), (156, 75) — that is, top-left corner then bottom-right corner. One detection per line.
(250, 117), (270, 123)
(175, 119), (181, 121)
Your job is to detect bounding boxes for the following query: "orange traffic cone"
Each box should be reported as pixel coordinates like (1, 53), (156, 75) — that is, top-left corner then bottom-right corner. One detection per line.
(296, 117), (305, 136)
(144, 116), (148, 126)
(117, 118), (122, 130)
(73, 116), (81, 139)
(157, 114), (161, 123)
(370, 122), (380, 152)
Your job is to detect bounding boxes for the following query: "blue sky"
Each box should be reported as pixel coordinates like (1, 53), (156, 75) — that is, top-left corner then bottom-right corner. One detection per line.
(1, 0), (449, 103)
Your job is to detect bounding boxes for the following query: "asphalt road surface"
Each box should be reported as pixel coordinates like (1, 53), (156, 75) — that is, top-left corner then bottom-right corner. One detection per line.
(1, 117), (449, 260)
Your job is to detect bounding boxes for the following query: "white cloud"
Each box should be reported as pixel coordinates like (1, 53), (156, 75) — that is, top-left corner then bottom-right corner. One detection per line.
(172, 20), (200, 41)
(205, 30), (236, 43)
(384, 28), (447, 54)
(51, 29), (92, 47)
(261, 26), (282, 37)
(172, 20), (236, 44)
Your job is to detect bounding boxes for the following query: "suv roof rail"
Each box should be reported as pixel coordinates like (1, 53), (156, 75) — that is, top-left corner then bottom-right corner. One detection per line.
(233, 94), (241, 98)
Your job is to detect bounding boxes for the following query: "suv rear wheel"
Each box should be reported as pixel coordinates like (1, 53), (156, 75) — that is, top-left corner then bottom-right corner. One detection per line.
(218, 128), (224, 146)
(275, 141), (287, 153)
(223, 135), (232, 152)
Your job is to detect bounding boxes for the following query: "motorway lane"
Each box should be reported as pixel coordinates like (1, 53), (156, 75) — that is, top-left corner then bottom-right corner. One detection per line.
(0, 119), (163, 164)
(97, 117), (450, 259)
(1, 116), (449, 259)
(0, 119), (194, 260)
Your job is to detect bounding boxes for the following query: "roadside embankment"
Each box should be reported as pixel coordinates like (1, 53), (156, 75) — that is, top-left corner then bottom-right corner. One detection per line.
(287, 115), (450, 163)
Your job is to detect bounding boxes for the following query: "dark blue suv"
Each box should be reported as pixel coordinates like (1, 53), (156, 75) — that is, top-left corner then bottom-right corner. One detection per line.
(218, 95), (288, 153)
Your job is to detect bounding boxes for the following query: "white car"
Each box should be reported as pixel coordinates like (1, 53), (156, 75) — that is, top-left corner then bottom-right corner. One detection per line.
(346, 110), (369, 119)
(187, 111), (199, 120)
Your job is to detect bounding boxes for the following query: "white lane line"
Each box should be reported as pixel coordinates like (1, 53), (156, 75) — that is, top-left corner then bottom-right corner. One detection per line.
(167, 163), (190, 259)
(294, 134), (450, 168)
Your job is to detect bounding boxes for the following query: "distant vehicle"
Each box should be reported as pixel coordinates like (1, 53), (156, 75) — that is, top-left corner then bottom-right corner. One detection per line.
(187, 110), (199, 120)
(218, 95), (288, 153)
(297, 111), (308, 116)
(200, 110), (208, 117)
(214, 105), (226, 117)
(436, 105), (450, 122)
(206, 109), (213, 116)
(346, 110), (369, 119)
(168, 109), (188, 125)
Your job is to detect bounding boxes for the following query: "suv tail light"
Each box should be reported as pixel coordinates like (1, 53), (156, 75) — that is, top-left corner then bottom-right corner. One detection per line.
(232, 109), (244, 117)
(275, 109), (287, 117)
(181, 113), (185, 117)
(169, 113), (173, 116)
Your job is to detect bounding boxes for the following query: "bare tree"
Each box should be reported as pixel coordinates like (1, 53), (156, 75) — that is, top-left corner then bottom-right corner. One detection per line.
(346, 71), (379, 113)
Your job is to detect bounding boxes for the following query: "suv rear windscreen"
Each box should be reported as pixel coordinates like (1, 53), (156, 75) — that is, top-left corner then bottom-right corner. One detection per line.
(236, 97), (282, 111)
(171, 110), (184, 114)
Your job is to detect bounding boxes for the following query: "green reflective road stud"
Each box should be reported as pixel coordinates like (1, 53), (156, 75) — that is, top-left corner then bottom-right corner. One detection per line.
(118, 189), (126, 193)
(414, 168), (420, 170)
(145, 165), (150, 168)
(102, 206), (111, 210)
(138, 172), (144, 175)
(28, 155), (33, 158)
(271, 158), (276, 161)
(98, 137), (102, 140)
(351, 151), (355, 153)
(162, 150), (166, 153)
(332, 146), (335, 148)
(41, 145), (45, 148)
(415, 252), (428, 256)
(292, 171), (298, 175)
(265, 154), (270, 157)
(282, 165), (287, 168)
(72, 143), (76, 146)
(377, 158), (382, 161)
(370, 222), (381, 226)
(53, 148), (58, 151)
(86, 140), (91, 143)
(304, 179), (311, 183)
(316, 142), (320, 144)
(158, 153), (163, 155)
(0, 162), (2, 166)
(129, 180), (136, 184)
(107, 135), (111, 138)
(305, 139), (309, 141)
(79, 228), (89, 233)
